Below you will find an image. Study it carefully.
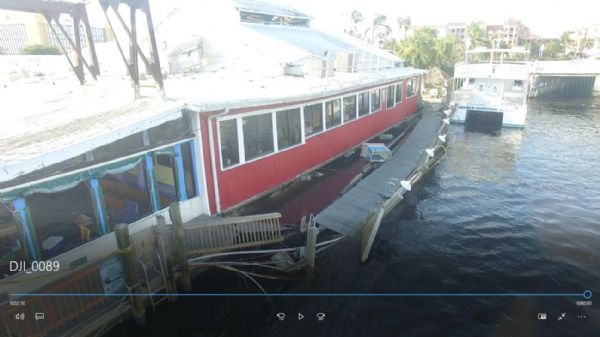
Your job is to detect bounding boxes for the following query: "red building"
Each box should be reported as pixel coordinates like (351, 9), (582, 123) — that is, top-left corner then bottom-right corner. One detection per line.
(193, 76), (422, 214)
(159, 1), (427, 215)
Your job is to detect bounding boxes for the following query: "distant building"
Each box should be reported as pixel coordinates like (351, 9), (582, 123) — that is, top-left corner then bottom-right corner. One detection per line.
(0, 11), (108, 55)
(445, 22), (468, 42)
(485, 25), (504, 45)
(486, 19), (535, 47)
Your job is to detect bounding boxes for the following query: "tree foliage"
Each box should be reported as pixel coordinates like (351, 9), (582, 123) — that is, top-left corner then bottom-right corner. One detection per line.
(350, 10), (363, 37)
(466, 22), (491, 49)
(395, 28), (464, 75)
(365, 14), (391, 46)
(435, 36), (464, 75)
(396, 27), (439, 70)
(397, 16), (411, 40)
(21, 44), (61, 55)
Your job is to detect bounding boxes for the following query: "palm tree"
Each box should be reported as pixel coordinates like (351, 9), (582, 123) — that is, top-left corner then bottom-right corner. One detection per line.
(364, 14), (391, 46)
(397, 16), (412, 40)
(560, 31), (576, 55)
(350, 10), (363, 37)
(466, 22), (490, 49)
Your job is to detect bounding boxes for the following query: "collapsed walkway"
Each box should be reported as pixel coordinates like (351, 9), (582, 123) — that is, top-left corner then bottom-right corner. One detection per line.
(315, 103), (446, 236)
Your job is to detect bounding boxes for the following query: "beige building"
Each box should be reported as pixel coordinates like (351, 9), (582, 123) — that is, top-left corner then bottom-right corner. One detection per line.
(486, 19), (534, 47)
(446, 22), (468, 42)
(0, 10), (107, 55)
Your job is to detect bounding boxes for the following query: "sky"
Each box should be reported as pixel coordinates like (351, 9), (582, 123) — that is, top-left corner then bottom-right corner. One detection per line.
(280, 0), (600, 38)
(1, 0), (598, 39)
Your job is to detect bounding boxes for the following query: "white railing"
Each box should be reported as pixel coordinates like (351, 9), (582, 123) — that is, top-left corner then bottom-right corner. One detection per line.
(454, 63), (530, 80)
(184, 213), (283, 255)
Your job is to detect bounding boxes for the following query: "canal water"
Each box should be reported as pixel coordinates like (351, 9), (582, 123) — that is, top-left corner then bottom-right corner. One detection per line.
(108, 93), (600, 337)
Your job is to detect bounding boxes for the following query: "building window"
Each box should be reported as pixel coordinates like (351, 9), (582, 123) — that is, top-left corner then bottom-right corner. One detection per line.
(325, 98), (342, 129)
(276, 108), (302, 150)
(304, 103), (323, 137)
(412, 78), (419, 96)
(395, 83), (403, 103)
(407, 78), (419, 97)
(28, 182), (98, 259)
(219, 119), (239, 168)
(243, 114), (274, 161)
(343, 95), (357, 122)
(513, 80), (524, 90)
(102, 161), (153, 229)
(358, 92), (370, 116)
(154, 153), (178, 208)
(386, 85), (394, 109)
(371, 89), (381, 112)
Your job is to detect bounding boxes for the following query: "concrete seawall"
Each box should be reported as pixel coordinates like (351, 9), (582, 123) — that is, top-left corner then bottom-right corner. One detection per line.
(529, 75), (596, 98)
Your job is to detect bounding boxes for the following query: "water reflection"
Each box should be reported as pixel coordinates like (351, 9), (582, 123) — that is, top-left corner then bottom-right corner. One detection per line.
(445, 126), (524, 182)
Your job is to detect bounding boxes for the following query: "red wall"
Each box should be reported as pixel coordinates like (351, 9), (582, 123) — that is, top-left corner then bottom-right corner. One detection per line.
(205, 78), (420, 213)
(199, 115), (218, 213)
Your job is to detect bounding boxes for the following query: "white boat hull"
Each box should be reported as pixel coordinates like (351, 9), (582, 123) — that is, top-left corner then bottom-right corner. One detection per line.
(452, 105), (527, 128)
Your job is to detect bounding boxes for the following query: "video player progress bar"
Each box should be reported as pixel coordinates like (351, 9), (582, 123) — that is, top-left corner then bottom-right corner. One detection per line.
(10, 290), (593, 299)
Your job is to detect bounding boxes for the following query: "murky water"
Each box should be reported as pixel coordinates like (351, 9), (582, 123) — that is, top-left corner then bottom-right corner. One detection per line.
(108, 94), (600, 337)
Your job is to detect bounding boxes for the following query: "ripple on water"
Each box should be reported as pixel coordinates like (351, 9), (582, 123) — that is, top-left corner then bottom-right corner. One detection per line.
(361, 94), (600, 335)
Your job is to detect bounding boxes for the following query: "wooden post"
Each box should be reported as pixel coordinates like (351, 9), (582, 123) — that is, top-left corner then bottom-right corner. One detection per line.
(304, 225), (319, 288)
(114, 223), (146, 327)
(360, 207), (385, 262)
(169, 202), (192, 292)
(155, 215), (177, 301)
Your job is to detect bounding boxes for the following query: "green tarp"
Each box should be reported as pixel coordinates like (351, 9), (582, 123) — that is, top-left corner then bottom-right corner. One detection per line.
(0, 156), (143, 202)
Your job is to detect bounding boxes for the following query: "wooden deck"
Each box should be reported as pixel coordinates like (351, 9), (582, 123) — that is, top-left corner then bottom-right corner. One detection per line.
(315, 104), (444, 235)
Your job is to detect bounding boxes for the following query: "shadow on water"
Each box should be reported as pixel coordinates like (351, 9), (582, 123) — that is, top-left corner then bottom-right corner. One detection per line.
(106, 94), (600, 337)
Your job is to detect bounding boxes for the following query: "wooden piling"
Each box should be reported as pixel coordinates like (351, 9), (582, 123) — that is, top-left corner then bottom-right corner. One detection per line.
(155, 215), (177, 300)
(114, 223), (147, 327)
(360, 207), (385, 262)
(304, 225), (319, 288)
(169, 202), (192, 292)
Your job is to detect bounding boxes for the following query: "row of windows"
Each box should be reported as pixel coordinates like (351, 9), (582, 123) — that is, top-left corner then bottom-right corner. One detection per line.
(219, 79), (417, 169)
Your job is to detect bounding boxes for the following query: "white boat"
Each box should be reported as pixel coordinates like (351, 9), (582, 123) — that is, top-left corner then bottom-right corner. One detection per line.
(450, 48), (530, 130)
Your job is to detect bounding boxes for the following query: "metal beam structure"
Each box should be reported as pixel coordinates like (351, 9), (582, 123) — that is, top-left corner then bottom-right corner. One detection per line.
(0, 0), (100, 84)
(99, 0), (165, 97)
(1, 0), (165, 96)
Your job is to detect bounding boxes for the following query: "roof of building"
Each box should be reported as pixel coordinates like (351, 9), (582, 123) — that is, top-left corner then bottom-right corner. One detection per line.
(233, 0), (310, 19)
(0, 76), (184, 184)
(169, 66), (422, 111)
(0, 1), (423, 190)
(246, 24), (355, 56)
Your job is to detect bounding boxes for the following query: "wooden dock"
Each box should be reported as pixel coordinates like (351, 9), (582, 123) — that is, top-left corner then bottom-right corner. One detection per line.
(315, 104), (445, 235)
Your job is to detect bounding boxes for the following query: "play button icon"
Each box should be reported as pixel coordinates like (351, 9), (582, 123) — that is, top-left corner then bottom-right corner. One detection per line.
(298, 313), (304, 321)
